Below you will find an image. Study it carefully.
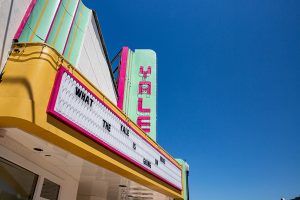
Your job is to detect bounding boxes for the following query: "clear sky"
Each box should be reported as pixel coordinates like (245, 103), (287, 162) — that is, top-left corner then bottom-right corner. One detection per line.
(85, 0), (300, 199)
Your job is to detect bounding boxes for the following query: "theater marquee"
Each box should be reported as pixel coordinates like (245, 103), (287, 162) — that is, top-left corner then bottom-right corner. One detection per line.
(47, 67), (182, 190)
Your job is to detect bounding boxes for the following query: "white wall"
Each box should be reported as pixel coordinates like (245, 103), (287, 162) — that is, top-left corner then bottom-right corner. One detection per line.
(76, 15), (117, 105)
(0, 0), (117, 104)
(0, 0), (31, 72)
(0, 129), (82, 200)
(0, 1), (118, 105)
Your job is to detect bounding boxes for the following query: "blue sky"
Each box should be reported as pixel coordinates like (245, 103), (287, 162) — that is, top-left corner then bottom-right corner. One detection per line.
(85, 0), (300, 199)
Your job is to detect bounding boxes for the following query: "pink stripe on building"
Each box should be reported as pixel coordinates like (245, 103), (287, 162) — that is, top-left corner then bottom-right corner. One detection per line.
(14, 0), (37, 40)
(45, 0), (63, 42)
(62, 0), (80, 54)
(117, 47), (129, 110)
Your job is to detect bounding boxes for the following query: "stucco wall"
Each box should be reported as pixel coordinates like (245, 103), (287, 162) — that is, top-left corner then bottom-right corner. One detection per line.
(0, 0), (31, 72)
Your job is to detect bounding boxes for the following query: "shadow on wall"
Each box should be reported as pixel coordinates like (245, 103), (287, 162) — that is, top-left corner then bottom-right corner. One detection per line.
(1, 76), (35, 123)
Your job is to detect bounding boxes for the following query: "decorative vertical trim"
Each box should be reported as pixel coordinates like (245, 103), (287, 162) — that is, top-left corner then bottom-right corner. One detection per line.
(67, 9), (83, 59)
(14, 0), (37, 40)
(51, 0), (71, 47)
(45, 0), (63, 42)
(117, 47), (129, 110)
(29, 0), (50, 42)
(62, 0), (80, 54)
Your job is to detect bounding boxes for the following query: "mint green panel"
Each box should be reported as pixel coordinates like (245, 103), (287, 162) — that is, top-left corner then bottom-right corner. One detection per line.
(63, 1), (91, 66)
(19, 0), (60, 42)
(123, 49), (157, 141)
(46, 0), (79, 53)
(176, 159), (188, 200)
(17, 0), (91, 66)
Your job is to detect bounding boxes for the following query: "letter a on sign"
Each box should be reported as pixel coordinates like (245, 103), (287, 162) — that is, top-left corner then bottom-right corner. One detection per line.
(139, 81), (151, 95)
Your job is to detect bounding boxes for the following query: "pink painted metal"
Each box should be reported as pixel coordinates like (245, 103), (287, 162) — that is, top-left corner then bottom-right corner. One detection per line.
(46, 66), (65, 113)
(47, 66), (182, 191)
(137, 116), (151, 133)
(117, 47), (129, 110)
(138, 81), (151, 95)
(45, 0), (63, 42)
(14, 0), (37, 40)
(138, 98), (151, 113)
(139, 66), (152, 78)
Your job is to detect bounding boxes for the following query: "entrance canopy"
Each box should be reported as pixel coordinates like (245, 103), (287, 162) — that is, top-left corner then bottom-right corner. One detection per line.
(0, 128), (173, 200)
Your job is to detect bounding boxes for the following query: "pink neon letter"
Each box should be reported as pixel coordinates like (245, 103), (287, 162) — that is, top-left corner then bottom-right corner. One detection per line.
(140, 66), (152, 78)
(137, 116), (151, 133)
(138, 98), (151, 113)
(139, 81), (151, 95)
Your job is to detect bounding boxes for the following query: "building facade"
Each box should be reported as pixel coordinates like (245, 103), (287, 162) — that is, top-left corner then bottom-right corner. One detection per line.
(0, 1), (189, 199)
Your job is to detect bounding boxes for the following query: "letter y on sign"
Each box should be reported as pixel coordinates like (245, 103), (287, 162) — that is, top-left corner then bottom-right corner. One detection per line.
(140, 66), (151, 79)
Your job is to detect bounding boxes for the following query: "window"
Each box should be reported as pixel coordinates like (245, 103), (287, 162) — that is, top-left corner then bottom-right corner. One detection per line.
(0, 157), (38, 200)
(40, 178), (60, 200)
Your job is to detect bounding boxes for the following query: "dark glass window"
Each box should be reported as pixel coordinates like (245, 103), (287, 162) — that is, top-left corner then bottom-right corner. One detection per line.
(0, 157), (38, 200)
(40, 178), (60, 200)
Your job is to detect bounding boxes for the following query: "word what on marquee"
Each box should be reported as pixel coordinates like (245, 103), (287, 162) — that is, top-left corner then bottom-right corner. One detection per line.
(75, 86), (94, 107)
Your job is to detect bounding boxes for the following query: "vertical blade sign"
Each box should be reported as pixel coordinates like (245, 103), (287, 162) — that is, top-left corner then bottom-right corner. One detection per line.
(117, 48), (157, 141)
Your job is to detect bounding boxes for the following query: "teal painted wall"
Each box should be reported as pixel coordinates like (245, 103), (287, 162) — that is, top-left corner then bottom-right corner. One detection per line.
(19, 0), (60, 43)
(18, 0), (91, 66)
(46, 0), (79, 53)
(176, 159), (189, 200)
